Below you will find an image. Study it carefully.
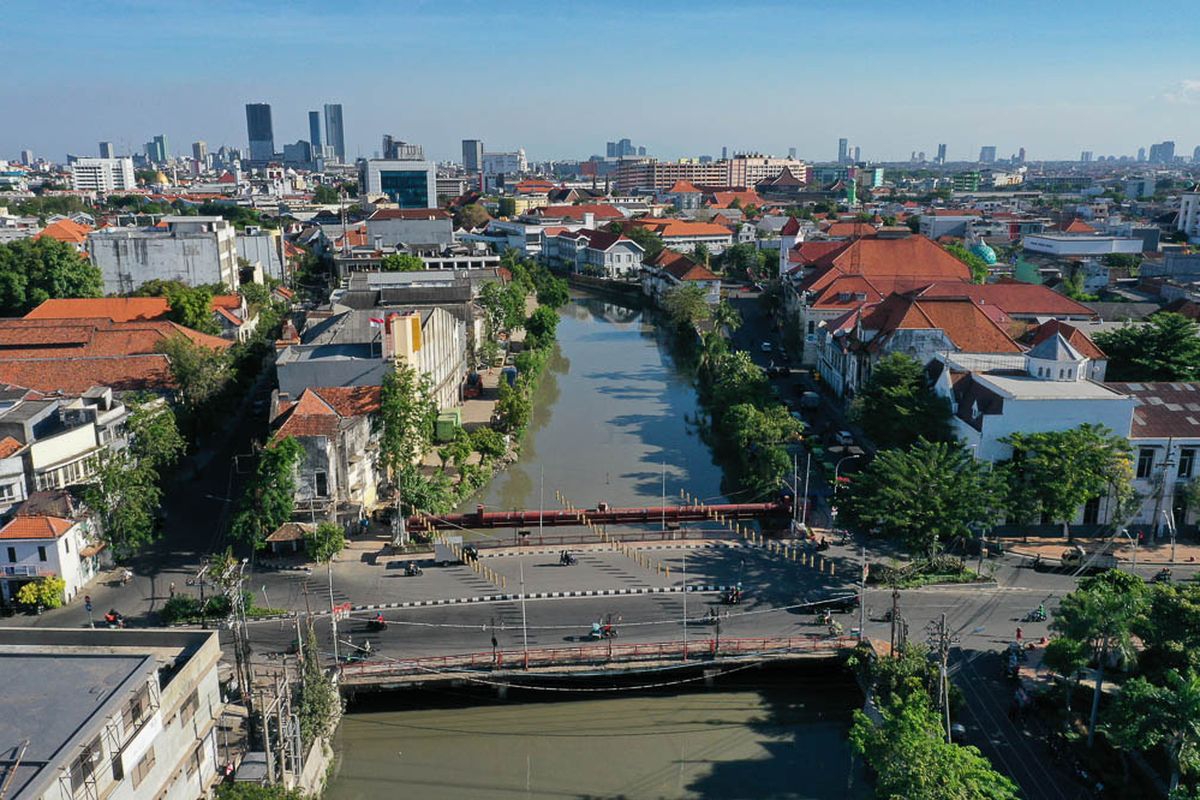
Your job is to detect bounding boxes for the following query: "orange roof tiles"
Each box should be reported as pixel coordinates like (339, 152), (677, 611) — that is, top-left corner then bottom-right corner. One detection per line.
(1027, 319), (1106, 360)
(0, 515), (74, 540)
(273, 386), (382, 442)
(629, 219), (733, 239)
(915, 282), (1097, 319)
(25, 298), (171, 322)
(1062, 218), (1097, 234)
(666, 180), (701, 194)
(861, 295), (1022, 353)
(708, 190), (762, 209)
(34, 218), (92, 245)
(535, 204), (624, 221)
(795, 237), (970, 303)
(824, 222), (878, 238)
(0, 436), (23, 459)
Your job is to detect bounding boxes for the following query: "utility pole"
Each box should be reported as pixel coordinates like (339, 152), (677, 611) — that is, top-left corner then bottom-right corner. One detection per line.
(857, 546), (866, 640)
(927, 613), (956, 744)
(801, 450), (811, 531)
(889, 586), (900, 655)
(661, 461), (667, 532)
(682, 550), (688, 660)
(519, 559), (529, 669)
(539, 465), (544, 538)
(327, 562), (339, 665)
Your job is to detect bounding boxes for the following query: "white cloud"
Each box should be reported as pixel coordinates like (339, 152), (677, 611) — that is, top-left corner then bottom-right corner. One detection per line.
(1164, 79), (1200, 104)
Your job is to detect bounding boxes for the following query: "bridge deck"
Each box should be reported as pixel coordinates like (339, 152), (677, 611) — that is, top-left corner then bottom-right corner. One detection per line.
(408, 500), (794, 532)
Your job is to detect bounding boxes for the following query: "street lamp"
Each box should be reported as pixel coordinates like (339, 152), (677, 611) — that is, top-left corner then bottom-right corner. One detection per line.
(832, 454), (861, 528)
(1118, 527), (1138, 571)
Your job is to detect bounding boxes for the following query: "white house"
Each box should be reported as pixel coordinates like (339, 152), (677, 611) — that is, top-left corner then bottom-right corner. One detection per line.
(543, 228), (644, 278)
(641, 250), (722, 305)
(0, 513), (106, 604)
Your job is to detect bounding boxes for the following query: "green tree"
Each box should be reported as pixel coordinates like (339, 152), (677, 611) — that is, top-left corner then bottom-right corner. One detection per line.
(617, 225), (664, 261)
(525, 305), (559, 345)
(165, 282), (219, 334)
(719, 403), (802, 494)
(844, 439), (1007, 556)
(479, 280), (527, 334)
(497, 198), (517, 217)
(378, 366), (436, 477)
(850, 687), (1020, 800)
(663, 283), (712, 329)
(1052, 569), (1148, 747)
(16, 575), (66, 609)
(470, 427), (507, 460)
(453, 203), (491, 229)
(127, 401), (186, 470)
(1135, 582), (1200, 683)
(693, 242), (710, 265)
(0, 237), (103, 314)
(157, 334), (232, 413)
(1095, 313), (1200, 382)
(1042, 636), (1090, 711)
(311, 184), (339, 204)
(495, 379), (532, 433)
(943, 241), (990, 284)
(230, 437), (304, 549)
(1108, 669), (1200, 793)
(535, 275), (570, 309)
(720, 243), (764, 279)
(217, 785), (304, 800)
(380, 253), (425, 272)
(239, 282), (270, 308)
(851, 353), (954, 450)
(304, 521), (345, 563)
(439, 428), (474, 473)
(712, 301), (741, 334)
(1002, 424), (1133, 535)
(296, 622), (341, 744)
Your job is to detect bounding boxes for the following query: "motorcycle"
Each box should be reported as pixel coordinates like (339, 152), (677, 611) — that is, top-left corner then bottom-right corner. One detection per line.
(104, 609), (126, 629)
(827, 621), (844, 636)
(722, 588), (742, 606)
(1152, 568), (1172, 584)
(367, 615), (387, 632)
(1022, 606), (1047, 623)
(588, 623), (618, 640)
(559, 551), (577, 566)
(405, 562), (423, 577)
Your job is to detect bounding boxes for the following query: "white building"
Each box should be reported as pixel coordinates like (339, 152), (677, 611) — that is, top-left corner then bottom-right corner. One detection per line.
(1021, 233), (1144, 257)
(1179, 192), (1200, 242)
(0, 513), (105, 604)
(543, 229), (644, 278)
(358, 160), (437, 209)
(482, 149), (527, 177)
(365, 208), (454, 248)
(70, 158), (136, 192)
(88, 217), (240, 294)
(0, 628), (225, 800)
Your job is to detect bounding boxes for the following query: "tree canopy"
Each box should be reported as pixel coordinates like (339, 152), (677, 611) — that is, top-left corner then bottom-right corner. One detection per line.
(157, 334), (233, 414)
(453, 203), (490, 230)
(380, 253), (425, 272)
(479, 279), (527, 335)
(525, 305), (559, 346)
(844, 439), (1007, 556)
(0, 237), (103, 315)
(230, 436), (304, 549)
(311, 184), (339, 204)
(943, 241), (990, 284)
(663, 283), (712, 330)
(378, 366), (436, 477)
(618, 224), (664, 261)
(165, 282), (219, 334)
(304, 521), (345, 564)
(1094, 313), (1200, 382)
(1001, 423), (1133, 532)
(851, 353), (954, 450)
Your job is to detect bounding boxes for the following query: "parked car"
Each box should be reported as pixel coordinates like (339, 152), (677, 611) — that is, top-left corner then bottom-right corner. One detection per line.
(833, 430), (854, 446)
(760, 341), (773, 353)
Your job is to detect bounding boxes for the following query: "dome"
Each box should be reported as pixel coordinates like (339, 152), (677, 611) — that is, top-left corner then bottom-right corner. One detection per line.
(153, 170), (169, 186)
(970, 241), (997, 265)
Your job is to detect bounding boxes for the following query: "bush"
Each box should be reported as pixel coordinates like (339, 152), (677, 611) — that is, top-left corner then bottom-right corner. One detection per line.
(15, 575), (65, 609)
(160, 595), (202, 624)
(471, 427), (507, 459)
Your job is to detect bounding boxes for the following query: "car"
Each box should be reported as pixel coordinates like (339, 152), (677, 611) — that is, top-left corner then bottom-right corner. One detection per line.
(833, 430), (854, 446)
(760, 341), (773, 353)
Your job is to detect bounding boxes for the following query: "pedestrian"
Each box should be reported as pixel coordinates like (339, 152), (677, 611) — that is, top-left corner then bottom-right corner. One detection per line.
(169, 581), (176, 598)
(1015, 626), (1023, 642)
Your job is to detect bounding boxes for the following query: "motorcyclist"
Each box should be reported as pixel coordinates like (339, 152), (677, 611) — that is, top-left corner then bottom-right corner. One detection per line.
(590, 621), (602, 639)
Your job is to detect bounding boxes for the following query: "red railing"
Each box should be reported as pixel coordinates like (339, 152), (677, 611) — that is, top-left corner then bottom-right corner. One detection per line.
(408, 499), (792, 533)
(339, 635), (856, 681)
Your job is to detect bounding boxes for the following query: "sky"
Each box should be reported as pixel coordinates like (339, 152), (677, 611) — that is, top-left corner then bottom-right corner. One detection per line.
(4, 0), (1199, 165)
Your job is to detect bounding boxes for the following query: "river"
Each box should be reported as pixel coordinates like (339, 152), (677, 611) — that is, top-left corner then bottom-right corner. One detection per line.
(326, 294), (865, 799)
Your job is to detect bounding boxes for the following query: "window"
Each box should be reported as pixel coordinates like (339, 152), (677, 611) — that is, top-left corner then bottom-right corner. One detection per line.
(64, 537), (69, 554)
(37, 546), (46, 562)
(1181, 448), (1196, 480)
(0, 483), (15, 501)
(314, 471), (328, 497)
(1137, 448), (1155, 479)
(180, 689), (200, 725)
(121, 683), (152, 733)
(131, 746), (155, 789)
(6, 547), (13, 563)
(69, 735), (103, 791)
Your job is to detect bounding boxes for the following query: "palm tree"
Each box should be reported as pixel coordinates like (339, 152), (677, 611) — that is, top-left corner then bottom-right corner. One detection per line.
(713, 301), (741, 334)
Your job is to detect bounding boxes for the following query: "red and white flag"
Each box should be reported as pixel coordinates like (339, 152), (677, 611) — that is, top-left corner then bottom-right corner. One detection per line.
(369, 317), (385, 328)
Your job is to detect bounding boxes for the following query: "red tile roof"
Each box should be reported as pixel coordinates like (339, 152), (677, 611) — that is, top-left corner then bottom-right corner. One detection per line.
(0, 436), (23, 459)
(34, 218), (91, 245)
(795, 236), (970, 300)
(860, 294), (1022, 353)
(629, 219), (733, 239)
(1107, 382), (1200, 439)
(824, 222), (878, 238)
(1027, 320), (1106, 359)
(662, 260), (719, 282)
(534, 204), (624, 222)
(915, 282), (1097, 319)
(1062, 218), (1097, 234)
(0, 515), (74, 540)
(708, 190), (762, 209)
(781, 217), (803, 236)
(26, 298), (171, 322)
(272, 386), (382, 441)
(666, 180), (701, 194)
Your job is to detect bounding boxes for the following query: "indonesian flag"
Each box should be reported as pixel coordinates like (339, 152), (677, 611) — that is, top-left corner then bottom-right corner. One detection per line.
(369, 317), (385, 328)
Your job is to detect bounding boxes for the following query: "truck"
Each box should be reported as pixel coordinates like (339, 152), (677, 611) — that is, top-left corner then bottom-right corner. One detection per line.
(434, 535), (464, 566)
(1059, 545), (1119, 572)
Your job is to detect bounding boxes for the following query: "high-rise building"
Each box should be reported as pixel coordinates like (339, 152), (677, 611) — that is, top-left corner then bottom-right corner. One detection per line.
(852, 145), (861, 162)
(1137, 146), (1147, 162)
(788, 147), (797, 160)
(245, 103), (275, 163)
(309, 111), (323, 153)
(98, 141), (115, 159)
(19, 149), (33, 166)
(1149, 141), (1176, 165)
(606, 141), (617, 158)
(936, 143), (947, 165)
(154, 134), (168, 162)
(1080, 150), (1094, 163)
(192, 141), (208, 162)
(324, 103), (345, 161)
(1017, 147), (1026, 164)
(70, 157), (137, 191)
(837, 138), (848, 164)
(979, 145), (997, 163)
(359, 158), (437, 208)
(721, 146), (728, 160)
(462, 139), (483, 171)
(1193, 146), (1200, 164)
(143, 135), (168, 164)
(617, 138), (634, 157)
(382, 135), (424, 160)
(637, 146), (646, 156)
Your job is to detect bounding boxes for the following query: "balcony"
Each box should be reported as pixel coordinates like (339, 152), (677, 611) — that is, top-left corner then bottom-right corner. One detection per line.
(0, 564), (56, 579)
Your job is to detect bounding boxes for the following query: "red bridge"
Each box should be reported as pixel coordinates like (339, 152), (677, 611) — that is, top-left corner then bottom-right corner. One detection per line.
(407, 498), (793, 533)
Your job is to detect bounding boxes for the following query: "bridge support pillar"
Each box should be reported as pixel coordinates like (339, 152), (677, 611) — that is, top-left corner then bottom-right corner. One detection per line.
(704, 669), (719, 688)
(496, 684), (508, 699)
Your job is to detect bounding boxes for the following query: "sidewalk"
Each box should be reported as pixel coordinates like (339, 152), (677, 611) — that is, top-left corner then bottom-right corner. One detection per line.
(995, 532), (1200, 566)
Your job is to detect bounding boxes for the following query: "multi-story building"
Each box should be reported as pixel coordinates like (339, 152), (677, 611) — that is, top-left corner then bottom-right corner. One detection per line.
(837, 138), (848, 163)
(191, 141), (207, 163)
(70, 158), (136, 192)
(308, 110), (323, 155)
(1148, 140), (1175, 165)
(381, 135), (423, 161)
(726, 155), (807, 190)
(935, 143), (947, 164)
(88, 216), (240, 294)
(1179, 192), (1200, 241)
(979, 145), (997, 163)
(482, 150), (527, 177)
(615, 159), (728, 193)
(461, 139), (483, 172)
(0, 511), (106, 604)
(98, 141), (115, 159)
(245, 102), (275, 163)
(543, 229), (644, 278)
(358, 160), (437, 209)
(324, 103), (345, 161)
(365, 208), (454, 249)
(0, 627), (225, 800)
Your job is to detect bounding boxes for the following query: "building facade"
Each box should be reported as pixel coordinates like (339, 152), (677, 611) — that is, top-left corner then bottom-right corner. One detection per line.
(245, 103), (275, 163)
(89, 217), (240, 294)
(359, 160), (437, 209)
(70, 158), (136, 193)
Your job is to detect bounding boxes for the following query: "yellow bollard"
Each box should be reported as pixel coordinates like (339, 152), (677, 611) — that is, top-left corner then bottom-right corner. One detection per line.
(665, 566), (670, 579)
(830, 562), (836, 577)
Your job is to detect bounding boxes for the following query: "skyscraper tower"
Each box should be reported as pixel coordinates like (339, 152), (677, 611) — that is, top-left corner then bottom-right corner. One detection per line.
(309, 111), (323, 154)
(936, 143), (947, 164)
(245, 103), (275, 163)
(98, 141), (115, 158)
(462, 139), (483, 172)
(192, 141), (208, 161)
(837, 138), (848, 164)
(324, 104), (345, 161)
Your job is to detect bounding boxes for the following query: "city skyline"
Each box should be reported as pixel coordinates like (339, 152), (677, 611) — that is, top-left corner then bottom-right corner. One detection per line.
(3, 0), (1198, 164)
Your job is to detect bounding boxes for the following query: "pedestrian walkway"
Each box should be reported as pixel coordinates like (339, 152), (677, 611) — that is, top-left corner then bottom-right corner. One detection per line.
(996, 533), (1200, 566)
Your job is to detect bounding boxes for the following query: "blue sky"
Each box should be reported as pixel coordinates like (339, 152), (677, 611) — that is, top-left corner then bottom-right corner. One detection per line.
(4, 0), (1198, 163)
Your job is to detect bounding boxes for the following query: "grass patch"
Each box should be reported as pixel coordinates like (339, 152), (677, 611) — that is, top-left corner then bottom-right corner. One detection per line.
(868, 556), (986, 588)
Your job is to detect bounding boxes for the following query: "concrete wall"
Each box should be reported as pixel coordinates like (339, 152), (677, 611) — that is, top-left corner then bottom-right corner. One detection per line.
(90, 229), (239, 293)
(237, 232), (284, 281)
(366, 217), (454, 248)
